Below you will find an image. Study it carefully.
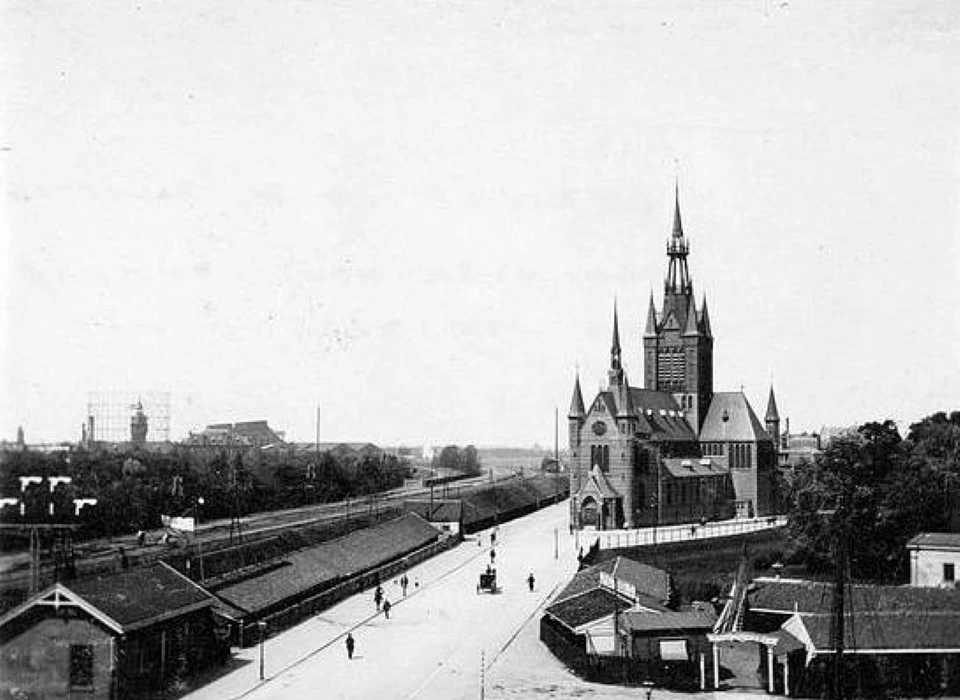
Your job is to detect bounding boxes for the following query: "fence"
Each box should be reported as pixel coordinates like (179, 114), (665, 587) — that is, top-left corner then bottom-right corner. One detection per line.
(237, 534), (461, 646)
(591, 516), (787, 551)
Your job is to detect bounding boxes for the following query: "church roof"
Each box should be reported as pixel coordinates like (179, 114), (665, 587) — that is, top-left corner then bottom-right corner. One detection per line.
(700, 296), (712, 337)
(662, 456), (730, 478)
(699, 392), (771, 442)
(644, 293), (658, 337)
(629, 389), (697, 441)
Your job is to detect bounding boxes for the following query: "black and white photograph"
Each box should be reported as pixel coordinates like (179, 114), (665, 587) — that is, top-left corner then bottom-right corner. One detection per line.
(1, 1), (958, 698)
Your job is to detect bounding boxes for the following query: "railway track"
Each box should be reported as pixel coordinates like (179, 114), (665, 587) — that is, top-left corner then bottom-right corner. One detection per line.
(0, 469), (525, 586)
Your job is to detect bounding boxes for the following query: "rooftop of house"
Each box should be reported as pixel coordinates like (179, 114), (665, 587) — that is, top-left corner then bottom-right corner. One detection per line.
(545, 587), (633, 630)
(748, 577), (960, 615)
(0, 562), (214, 636)
(906, 532), (960, 551)
(620, 605), (717, 634)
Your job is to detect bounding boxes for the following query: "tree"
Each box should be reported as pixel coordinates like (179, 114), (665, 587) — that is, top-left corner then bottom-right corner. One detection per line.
(788, 416), (951, 582)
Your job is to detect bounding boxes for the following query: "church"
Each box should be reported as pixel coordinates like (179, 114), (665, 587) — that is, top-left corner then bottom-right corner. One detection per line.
(568, 189), (780, 531)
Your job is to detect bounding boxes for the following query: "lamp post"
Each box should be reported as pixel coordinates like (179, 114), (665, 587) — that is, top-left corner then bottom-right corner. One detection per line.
(196, 497), (205, 581)
(258, 621), (267, 680)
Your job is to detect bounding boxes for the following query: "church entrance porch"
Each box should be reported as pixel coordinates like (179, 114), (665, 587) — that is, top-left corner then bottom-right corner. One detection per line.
(578, 495), (622, 531)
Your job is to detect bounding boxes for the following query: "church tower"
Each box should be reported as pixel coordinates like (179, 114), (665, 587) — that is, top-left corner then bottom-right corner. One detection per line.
(643, 185), (714, 433)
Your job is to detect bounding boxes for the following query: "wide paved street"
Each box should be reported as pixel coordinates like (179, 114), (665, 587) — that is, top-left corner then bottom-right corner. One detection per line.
(184, 501), (580, 700)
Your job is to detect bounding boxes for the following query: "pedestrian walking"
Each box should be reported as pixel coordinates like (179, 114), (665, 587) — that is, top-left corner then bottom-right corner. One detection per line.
(490, 548), (496, 565)
(527, 572), (535, 592)
(382, 599), (391, 619)
(345, 633), (355, 660)
(374, 586), (383, 611)
(400, 574), (409, 596)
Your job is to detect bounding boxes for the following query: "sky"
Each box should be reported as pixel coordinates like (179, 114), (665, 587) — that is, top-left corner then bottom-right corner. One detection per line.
(1, 0), (958, 447)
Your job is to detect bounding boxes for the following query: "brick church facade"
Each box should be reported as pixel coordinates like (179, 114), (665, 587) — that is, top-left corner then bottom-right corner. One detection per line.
(568, 189), (780, 530)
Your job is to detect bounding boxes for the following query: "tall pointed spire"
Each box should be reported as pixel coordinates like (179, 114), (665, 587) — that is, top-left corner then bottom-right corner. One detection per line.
(610, 299), (622, 369)
(672, 179), (684, 238)
(700, 295), (712, 337)
(765, 385), (780, 422)
(682, 295), (700, 336)
(569, 370), (586, 419)
(643, 291), (658, 337)
(608, 299), (624, 386)
(618, 372), (635, 417)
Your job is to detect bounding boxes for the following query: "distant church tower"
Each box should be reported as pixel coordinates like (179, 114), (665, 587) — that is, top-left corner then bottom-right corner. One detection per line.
(643, 185), (714, 433)
(130, 401), (148, 447)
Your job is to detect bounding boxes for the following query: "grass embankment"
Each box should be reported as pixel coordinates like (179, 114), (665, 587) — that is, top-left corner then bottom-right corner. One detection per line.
(588, 528), (790, 604)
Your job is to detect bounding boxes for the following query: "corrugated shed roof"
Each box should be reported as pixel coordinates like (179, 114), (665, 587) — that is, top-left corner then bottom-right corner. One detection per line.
(699, 392), (771, 442)
(214, 513), (439, 615)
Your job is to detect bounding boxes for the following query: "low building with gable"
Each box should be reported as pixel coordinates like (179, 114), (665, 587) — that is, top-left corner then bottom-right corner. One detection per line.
(0, 562), (227, 699)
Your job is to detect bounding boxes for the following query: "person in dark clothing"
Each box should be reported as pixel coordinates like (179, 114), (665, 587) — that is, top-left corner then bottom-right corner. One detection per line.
(345, 633), (355, 659)
(527, 572), (535, 592)
(490, 549), (496, 564)
(374, 586), (383, 611)
(382, 599), (392, 619)
(400, 574), (409, 596)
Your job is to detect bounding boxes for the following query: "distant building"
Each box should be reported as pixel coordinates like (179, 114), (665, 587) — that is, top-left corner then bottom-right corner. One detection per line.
(568, 189), (779, 530)
(130, 401), (148, 447)
(0, 563), (226, 699)
(186, 420), (285, 448)
(907, 532), (960, 588)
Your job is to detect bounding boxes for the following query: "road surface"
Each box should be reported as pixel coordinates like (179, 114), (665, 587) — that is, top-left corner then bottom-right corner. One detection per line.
(183, 501), (579, 700)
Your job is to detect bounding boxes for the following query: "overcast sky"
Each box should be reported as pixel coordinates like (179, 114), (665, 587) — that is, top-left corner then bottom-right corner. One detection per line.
(1, 0), (957, 447)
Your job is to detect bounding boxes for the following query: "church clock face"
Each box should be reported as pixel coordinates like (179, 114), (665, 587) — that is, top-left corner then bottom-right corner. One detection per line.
(592, 421), (607, 436)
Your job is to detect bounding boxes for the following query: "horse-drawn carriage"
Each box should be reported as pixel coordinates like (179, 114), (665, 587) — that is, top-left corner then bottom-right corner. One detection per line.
(477, 567), (498, 594)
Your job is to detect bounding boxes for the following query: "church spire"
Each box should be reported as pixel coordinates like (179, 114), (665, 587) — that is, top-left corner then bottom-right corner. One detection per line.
(665, 183), (692, 297)
(700, 295), (712, 337)
(765, 385), (780, 422)
(643, 291), (658, 337)
(672, 179), (684, 238)
(611, 299), (622, 369)
(682, 295), (700, 336)
(608, 300), (624, 386)
(569, 370), (586, 419)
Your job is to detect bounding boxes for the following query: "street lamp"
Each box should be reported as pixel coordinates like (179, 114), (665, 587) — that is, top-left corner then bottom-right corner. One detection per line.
(642, 680), (655, 700)
(258, 621), (268, 680)
(196, 497), (205, 581)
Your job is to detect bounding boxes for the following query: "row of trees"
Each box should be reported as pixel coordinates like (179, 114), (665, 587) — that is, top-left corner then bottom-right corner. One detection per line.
(0, 446), (410, 539)
(431, 444), (482, 476)
(786, 411), (960, 583)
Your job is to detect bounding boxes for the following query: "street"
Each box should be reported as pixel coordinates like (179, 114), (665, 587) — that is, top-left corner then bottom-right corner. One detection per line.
(184, 501), (579, 700)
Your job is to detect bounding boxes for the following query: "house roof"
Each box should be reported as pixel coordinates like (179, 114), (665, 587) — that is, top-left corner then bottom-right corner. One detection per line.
(748, 577), (960, 615)
(699, 392), (771, 442)
(621, 606), (716, 633)
(662, 457), (729, 478)
(545, 587), (632, 630)
(555, 557), (671, 608)
(796, 611), (960, 652)
(906, 532), (960, 551)
(0, 562), (214, 636)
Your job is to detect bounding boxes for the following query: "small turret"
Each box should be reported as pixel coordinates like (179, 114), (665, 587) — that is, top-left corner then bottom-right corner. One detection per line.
(765, 386), (781, 447)
(608, 301), (624, 387)
(569, 372), (586, 419)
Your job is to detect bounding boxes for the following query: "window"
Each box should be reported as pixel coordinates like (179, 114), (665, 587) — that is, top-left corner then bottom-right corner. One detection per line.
(659, 639), (688, 661)
(946, 563), (956, 583)
(70, 644), (94, 688)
